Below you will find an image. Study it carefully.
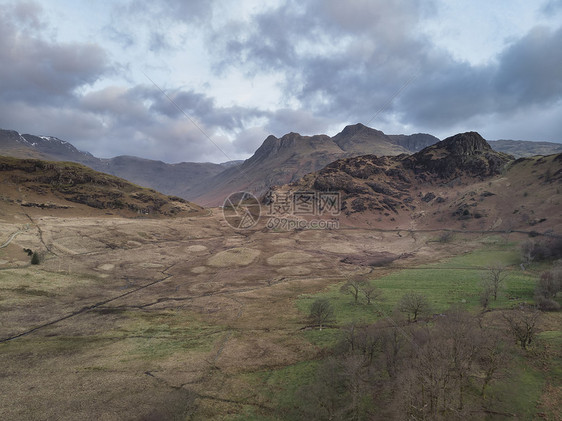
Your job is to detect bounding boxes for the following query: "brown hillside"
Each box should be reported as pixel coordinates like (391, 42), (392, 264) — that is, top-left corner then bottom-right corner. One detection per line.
(272, 132), (562, 232)
(0, 156), (204, 219)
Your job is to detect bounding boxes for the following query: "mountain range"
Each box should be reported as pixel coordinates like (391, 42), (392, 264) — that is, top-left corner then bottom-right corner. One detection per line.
(1, 125), (561, 206)
(276, 131), (562, 232)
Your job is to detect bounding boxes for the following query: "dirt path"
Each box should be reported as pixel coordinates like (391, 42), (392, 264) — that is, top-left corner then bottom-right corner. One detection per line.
(0, 226), (29, 249)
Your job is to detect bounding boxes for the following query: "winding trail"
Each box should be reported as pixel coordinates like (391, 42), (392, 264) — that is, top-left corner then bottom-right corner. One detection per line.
(0, 228), (27, 249)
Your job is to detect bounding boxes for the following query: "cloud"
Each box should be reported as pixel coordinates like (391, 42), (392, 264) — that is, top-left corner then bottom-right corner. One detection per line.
(494, 26), (562, 107)
(0, 4), (110, 105)
(1, 0), (560, 167)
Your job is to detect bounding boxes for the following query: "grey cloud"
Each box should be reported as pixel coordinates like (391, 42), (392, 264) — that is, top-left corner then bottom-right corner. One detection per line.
(542, 0), (562, 14)
(148, 31), (171, 52)
(401, 24), (562, 129)
(211, 0), (435, 125)
(494, 26), (562, 107)
(120, 0), (212, 25)
(209, 0), (562, 138)
(0, 6), (110, 105)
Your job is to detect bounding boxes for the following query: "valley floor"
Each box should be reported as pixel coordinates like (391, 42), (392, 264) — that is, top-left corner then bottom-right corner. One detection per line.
(0, 211), (560, 420)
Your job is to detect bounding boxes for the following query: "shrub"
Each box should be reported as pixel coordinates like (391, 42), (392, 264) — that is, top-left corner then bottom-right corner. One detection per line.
(535, 295), (560, 311)
(30, 252), (40, 265)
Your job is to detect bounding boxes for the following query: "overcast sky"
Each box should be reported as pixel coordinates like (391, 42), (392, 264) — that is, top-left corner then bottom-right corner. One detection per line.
(1, 0), (561, 163)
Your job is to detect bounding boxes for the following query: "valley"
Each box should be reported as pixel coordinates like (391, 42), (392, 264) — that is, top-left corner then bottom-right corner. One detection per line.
(0, 133), (561, 420)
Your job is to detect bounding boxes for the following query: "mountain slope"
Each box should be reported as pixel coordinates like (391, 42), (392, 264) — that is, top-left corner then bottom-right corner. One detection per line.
(0, 155), (204, 218)
(0, 129), (231, 199)
(274, 132), (562, 231)
(190, 125), (440, 205)
(489, 139), (562, 158)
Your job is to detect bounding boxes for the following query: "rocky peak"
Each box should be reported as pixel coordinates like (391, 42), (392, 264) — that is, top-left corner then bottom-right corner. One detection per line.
(405, 132), (512, 179)
(438, 132), (491, 156)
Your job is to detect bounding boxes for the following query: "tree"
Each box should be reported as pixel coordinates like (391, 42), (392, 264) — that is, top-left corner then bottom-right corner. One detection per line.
(340, 280), (367, 305)
(309, 299), (335, 330)
(398, 292), (430, 322)
(521, 240), (535, 266)
(478, 333), (508, 398)
(483, 264), (508, 301)
(361, 283), (382, 305)
(503, 308), (540, 350)
(30, 251), (40, 265)
(536, 267), (562, 299)
(479, 280), (494, 309)
(535, 267), (562, 311)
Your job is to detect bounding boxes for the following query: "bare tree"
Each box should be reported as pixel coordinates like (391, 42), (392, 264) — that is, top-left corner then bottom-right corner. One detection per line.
(503, 308), (540, 350)
(535, 267), (562, 311)
(309, 299), (335, 330)
(381, 325), (406, 378)
(361, 283), (382, 305)
(478, 333), (508, 398)
(398, 292), (430, 322)
(521, 240), (536, 266)
(483, 264), (508, 301)
(536, 267), (562, 299)
(340, 280), (367, 305)
(479, 280), (494, 309)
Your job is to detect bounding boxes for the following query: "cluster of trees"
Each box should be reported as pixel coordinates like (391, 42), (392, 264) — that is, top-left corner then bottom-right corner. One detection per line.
(521, 237), (562, 266)
(535, 264), (562, 311)
(297, 306), (533, 420)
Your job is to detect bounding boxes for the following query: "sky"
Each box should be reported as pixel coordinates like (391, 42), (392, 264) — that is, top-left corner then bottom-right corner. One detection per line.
(1, 0), (561, 163)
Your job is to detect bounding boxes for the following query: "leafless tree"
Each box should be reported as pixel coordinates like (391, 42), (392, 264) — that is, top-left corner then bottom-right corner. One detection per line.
(479, 279), (494, 309)
(483, 264), (508, 301)
(478, 333), (508, 398)
(535, 267), (562, 311)
(340, 280), (367, 305)
(502, 308), (540, 350)
(361, 283), (382, 305)
(398, 292), (430, 322)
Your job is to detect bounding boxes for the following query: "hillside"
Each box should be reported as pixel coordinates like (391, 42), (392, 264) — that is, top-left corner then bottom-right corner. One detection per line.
(189, 124), (440, 205)
(3, 126), (561, 207)
(276, 132), (562, 232)
(0, 155), (204, 219)
(0, 129), (232, 200)
(489, 139), (562, 157)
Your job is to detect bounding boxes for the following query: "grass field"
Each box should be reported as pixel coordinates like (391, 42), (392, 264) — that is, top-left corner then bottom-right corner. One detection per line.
(248, 240), (560, 420)
(296, 241), (541, 338)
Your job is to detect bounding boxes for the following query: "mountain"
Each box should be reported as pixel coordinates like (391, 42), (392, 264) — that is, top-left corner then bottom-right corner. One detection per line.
(489, 139), (562, 158)
(1, 125), (438, 206)
(4, 126), (560, 208)
(0, 129), (233, 200)
(272, 131), (562, 232)
(0, 155), (203, 218)
(189, 125), (441, 205)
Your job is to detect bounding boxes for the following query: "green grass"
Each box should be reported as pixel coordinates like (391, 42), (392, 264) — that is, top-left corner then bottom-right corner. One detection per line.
(486, 354), (546, 419)
(121, 310), (223, 360)
(231, 360), (320, 420)
(296, 243), (539, 346)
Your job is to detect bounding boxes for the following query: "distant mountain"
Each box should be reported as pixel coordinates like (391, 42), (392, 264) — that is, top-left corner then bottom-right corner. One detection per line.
(3, 126), (560, 208)
(190, 124), (440, 205)
(0, 155), (203, 217)
(287, 131), (512, 215)
(489, 139), (562, 158)
(0, 129), (235, 200)
(272, 132), (562, 232)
